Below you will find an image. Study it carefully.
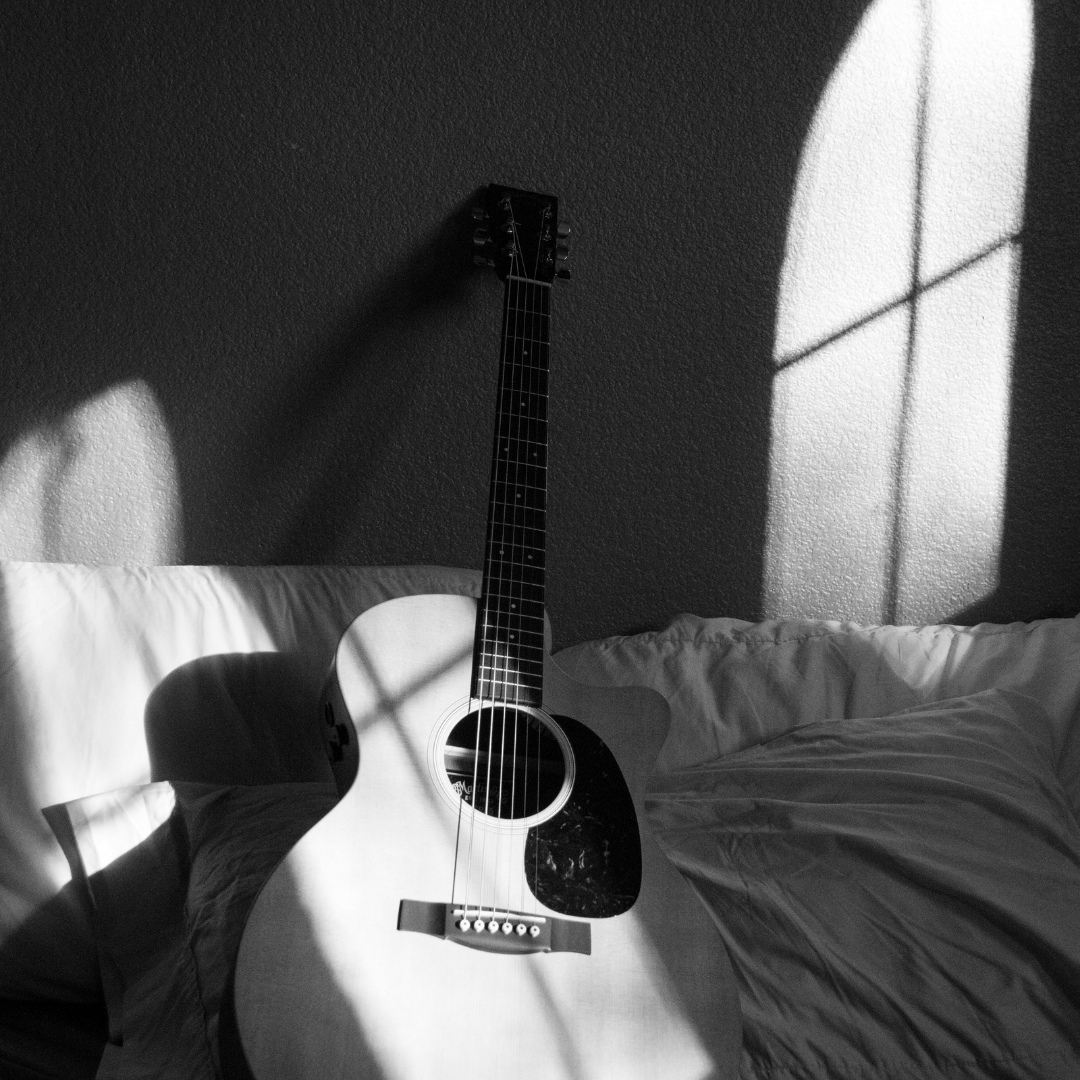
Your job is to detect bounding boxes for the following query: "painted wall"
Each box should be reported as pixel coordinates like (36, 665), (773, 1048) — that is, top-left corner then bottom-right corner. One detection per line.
(2, 1), (1077, 649)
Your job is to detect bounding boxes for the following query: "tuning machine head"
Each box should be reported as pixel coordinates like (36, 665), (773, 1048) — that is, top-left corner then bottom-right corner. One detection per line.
(470, 185), (567, 283)
(470, 205), (495, 266)
(552, 221), (571, 279)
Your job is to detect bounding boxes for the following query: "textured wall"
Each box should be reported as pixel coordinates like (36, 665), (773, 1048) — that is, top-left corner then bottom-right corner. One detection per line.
(1, 1), (1077, 648)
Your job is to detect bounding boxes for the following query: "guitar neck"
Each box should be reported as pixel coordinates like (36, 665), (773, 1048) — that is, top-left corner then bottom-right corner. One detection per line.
(472, 274), (551, 706)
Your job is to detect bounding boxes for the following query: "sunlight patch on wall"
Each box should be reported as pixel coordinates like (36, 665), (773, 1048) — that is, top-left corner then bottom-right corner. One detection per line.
(0, 379), (182, 563)
(773, 0), (921, 359)
(765, 0), (1032, 625)
(768, 307), (908, 622)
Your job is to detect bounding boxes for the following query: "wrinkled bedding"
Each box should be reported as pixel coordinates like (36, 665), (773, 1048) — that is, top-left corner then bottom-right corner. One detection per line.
(1, 561), (1078, 1079)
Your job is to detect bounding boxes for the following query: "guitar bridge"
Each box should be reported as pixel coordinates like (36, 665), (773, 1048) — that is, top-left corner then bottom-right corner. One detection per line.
(397, 899), (590, 955)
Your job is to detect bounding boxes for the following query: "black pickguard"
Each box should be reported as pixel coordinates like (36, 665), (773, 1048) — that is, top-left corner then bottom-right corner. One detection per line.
(525, 714), (641, 918)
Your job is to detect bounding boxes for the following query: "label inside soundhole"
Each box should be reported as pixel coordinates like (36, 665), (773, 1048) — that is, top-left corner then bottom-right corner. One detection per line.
(443, 707), (566, 819)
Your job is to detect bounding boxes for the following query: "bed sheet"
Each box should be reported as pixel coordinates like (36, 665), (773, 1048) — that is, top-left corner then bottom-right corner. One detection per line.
(556, 611), (1080, 815)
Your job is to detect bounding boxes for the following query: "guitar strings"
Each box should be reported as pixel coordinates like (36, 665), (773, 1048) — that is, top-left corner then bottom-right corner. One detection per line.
(456, 195), (552, 932)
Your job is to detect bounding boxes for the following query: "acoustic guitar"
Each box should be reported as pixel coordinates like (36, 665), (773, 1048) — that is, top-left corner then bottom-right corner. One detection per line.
(233, 185), (741, 1080)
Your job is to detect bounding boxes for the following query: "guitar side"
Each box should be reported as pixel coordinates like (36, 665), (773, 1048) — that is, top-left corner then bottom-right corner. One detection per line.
(234, 593), (741, 1080)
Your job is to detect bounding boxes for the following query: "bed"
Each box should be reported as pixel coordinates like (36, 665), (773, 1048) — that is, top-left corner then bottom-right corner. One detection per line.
(1, 561), (1078, 1079)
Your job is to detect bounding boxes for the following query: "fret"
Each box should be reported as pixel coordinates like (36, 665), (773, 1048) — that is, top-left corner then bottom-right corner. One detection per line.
(479, 626), (544, 648)
(474, 683), (544, 698)
(482, 575), (545, 598)
(506, 283), (552, 313)
(489, 463), (547, 492)
(480, 608), (545, 632)
(486, 561), (544, 578)
(477, 623), (545, 644)
(475, 667), (543, 683)
(476, 628), (545, 649)
(489, 508), (545, 535)
(476, 658), (545, 677)
(489, 527), (545, 555)
(477, 630), (543, 653)
(496, 414), (547, 445)
(492, 476), (547, 492)
(479, 617), (544, 641)
(496, 444), (547, 471)
(474, 684), (542, 699)
(505, 335), (549, 353)
(472, 683), (543, 707)
(485, 555), (545, 575)
(497, 435), (547, 450)
(505, 318), (549, 340)
(481, 596), (544, 621)
(481, 582), (544, 605)
(490, 534), (545, 552)
(489, 494), (546, 513)
(504, 341), (548, 366)
(491, 481), (547, 507)
(498, 384), (548, 412)
(483, 559), (545, 577)
(477, 644), (545, 663)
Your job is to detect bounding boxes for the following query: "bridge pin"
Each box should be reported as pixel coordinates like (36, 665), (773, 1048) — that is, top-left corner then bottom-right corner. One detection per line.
(515, 923), (527, 936)
(529, 925), (541, 938)
(501, 921), (513, 934)
(458, 918), (471, 931)
(487, 919), (499, 933)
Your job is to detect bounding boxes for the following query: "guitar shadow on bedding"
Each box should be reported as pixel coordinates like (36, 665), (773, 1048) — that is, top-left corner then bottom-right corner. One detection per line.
(143, 651), (385, 1080)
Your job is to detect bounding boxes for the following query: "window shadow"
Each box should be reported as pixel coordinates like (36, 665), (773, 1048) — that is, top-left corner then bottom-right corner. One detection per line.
(956, 5), (1080, 625)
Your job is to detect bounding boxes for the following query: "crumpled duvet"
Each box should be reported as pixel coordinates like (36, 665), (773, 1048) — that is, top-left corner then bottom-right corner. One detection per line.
(646, 689), (1080, 1079)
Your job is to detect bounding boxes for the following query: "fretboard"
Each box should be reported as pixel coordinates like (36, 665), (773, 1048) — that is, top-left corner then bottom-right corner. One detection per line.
(472, 275), (550, 706)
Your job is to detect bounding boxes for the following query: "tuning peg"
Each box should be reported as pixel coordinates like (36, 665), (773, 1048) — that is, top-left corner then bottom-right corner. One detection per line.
(557, 223), (571, 239)
(472, 227), (490, 246)
(473, 254), (495, 267)
(556, 267), (571, 280)
(471, 206), (487, 221)
(555, 244), (569, 262)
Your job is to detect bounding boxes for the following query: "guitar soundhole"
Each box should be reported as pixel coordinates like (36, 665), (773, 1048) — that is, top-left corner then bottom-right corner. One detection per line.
(443, 707), (566, 819)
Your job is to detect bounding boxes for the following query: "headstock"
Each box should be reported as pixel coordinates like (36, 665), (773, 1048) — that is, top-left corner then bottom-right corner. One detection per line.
(471, 184), (571, 283)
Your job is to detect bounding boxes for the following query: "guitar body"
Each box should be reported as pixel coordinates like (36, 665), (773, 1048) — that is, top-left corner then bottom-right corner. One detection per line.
(234, 593), (741, 1080)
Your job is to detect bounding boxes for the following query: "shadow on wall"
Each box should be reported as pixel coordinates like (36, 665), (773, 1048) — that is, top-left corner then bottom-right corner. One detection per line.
(261, 191), (492, 565)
